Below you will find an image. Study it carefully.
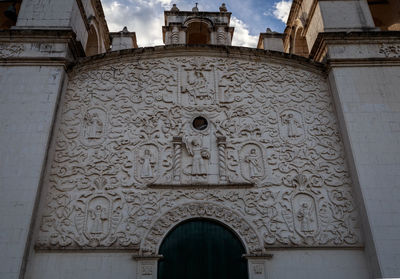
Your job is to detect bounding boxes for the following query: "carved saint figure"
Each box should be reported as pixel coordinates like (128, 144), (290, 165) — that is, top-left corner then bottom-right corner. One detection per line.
(89, 205), (108, 235)
(140, 149), (154, 178)
(282, 113), (301, 138)
(244, 148), (263, 178)
(183, 137), (210, 176)
(84, 112), (103, 140)
(297, 202), (314, 233)
(182, 70), (213, 104)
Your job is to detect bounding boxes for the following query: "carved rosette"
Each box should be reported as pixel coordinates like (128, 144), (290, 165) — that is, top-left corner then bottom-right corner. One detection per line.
(36, 54), (362, 250)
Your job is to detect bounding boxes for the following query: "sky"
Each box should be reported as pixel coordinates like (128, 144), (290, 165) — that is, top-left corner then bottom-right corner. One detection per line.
(101, 0), (292, 48)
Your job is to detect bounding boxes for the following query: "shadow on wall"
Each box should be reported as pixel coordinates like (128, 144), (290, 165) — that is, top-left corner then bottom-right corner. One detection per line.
(368, 0), (400, 31)
(0, 0), (21, 29)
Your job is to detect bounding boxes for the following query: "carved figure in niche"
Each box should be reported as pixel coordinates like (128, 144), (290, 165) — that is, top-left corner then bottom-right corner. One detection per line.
(244, 148), (263, 178)
(140, 149), (155, 178)
(84, 112), (103, 140)
(240, 143), (265, 182)
(89, 205), (108, 235)
(183, 136), (210, 176)
(182, 70), (214, 104)
(292, 193), (318, 237)
(297, 202), (314, 233)
(135, 144), (159, 183)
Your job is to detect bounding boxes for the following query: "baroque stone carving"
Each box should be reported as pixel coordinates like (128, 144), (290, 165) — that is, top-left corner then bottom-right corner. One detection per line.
(36, 55), (361, 251)
(141, 202), (262, 255)
(379, 44), (400, 58)
(0, 43), (24, 58)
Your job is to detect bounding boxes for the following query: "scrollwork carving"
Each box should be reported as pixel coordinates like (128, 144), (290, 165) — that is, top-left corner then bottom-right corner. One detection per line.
(36, 55), (362, 251)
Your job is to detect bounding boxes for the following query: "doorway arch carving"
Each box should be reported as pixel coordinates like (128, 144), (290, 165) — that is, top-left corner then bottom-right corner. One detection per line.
(140, 202), (263, 255)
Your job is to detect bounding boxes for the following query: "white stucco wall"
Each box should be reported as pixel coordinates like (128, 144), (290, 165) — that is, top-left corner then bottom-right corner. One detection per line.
(318, 0), (375, 31)
(264, 249), (368, 279)
(329, 65), (400, 277)
(17, 0), (75, 28)
(24, 249), (367, 279)
(0, 66), (65, 279)
(26, 252), (136, 279)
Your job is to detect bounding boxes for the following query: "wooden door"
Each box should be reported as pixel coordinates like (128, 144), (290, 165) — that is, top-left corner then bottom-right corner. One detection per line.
(158, 219), (248, 279)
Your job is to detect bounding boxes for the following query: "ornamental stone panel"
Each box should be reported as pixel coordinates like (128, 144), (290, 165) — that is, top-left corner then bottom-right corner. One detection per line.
(35, 51), (362, 253)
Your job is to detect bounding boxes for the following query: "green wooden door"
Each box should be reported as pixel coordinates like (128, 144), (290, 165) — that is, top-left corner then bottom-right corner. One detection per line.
(158, 219), (248, 279)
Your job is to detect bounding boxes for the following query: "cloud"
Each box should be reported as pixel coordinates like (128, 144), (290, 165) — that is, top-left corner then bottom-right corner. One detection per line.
(102, 0), (261, 48)
(102, 0), (165, 47)
(272, 0), (292, 23)
(230, 17), (259, 48)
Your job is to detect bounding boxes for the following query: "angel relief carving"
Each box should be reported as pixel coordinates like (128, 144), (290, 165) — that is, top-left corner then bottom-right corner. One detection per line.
(36, 56), (362, 250)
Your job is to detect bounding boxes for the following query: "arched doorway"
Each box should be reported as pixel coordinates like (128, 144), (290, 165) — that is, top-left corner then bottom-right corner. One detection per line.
(158, 219), (248, 279)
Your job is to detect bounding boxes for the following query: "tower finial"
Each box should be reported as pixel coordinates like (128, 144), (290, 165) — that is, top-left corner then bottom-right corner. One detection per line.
(192, 2), (199, 12)
(219, 3), (227, 12)
(170, 3), (179, 12)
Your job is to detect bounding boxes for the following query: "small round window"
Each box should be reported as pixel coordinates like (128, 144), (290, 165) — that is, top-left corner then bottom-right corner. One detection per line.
(192, 116), (208, 131)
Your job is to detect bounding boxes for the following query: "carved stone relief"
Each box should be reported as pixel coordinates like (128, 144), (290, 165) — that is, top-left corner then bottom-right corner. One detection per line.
(379, 44), (400, 58)
(0, 43), (24, 58)
(36, 55), (362, 252)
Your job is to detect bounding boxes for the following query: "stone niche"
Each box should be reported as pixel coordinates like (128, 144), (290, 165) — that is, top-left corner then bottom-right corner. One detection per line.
(35, 49), (362, 254)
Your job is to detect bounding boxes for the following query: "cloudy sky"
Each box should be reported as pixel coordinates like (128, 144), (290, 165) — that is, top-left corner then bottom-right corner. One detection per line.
(101, 0), (292, 48)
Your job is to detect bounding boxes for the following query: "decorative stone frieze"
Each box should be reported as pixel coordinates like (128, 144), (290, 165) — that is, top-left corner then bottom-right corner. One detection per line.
(35, 53), (361, 252)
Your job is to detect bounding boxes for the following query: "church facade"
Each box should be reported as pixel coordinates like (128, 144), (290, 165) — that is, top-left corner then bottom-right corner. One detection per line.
(0, 1), (399, 279)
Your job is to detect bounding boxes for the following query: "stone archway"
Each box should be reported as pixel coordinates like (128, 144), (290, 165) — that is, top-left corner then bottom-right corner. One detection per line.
(140, 202), (263, 256)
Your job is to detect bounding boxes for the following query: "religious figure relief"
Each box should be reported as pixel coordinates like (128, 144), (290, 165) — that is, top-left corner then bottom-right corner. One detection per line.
(183, 136), (210, 179)
(181, 69), (215, 105)
(81, 108), (106, 146)
(245, 148), (263, 178)
(240, 143), (265, 182)
(85, 197), (110, 240)
(135, 144), (159, 184)
(292, 193), (318, 238)
(279, 110), (305, 144)
(297, 202), (314, 233)
(89, 205), (108, 235)
(140, 149), (155, 178)
(85, 113), (103, 139)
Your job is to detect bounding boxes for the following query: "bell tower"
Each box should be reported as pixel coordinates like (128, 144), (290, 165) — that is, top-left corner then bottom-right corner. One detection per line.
(162, 3), (234, 45)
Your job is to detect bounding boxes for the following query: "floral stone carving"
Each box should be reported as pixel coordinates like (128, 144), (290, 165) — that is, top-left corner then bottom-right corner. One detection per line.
(36, 54), (362, 252)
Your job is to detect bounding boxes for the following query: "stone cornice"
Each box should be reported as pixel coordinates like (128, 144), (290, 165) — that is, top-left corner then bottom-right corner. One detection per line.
(73, 44), (326, 73)
(0, 29), (85, 66)
(310, 31), (400, 62)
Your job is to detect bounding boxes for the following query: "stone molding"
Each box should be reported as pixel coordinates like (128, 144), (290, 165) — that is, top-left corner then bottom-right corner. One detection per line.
(0, 29), (85, 65)
(309, 31), (400, 62)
